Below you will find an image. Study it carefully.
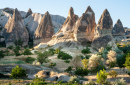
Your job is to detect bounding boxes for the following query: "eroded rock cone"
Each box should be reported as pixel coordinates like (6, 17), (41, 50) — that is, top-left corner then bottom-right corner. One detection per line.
(92, 9), (116, 51)
(73, 6), (96, 44)
(25, 8), (33, 18)
(59, 7), (78, 34)
(112, 19), (125, 35)
(34, 11), (54, 45)
(4, 8), (29, 47)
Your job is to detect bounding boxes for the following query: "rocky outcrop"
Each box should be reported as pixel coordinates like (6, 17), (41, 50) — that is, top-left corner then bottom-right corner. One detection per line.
(3, 7), (14, 15)
(34, 11), (54, 45)
(74, 6), (96, 44)
(25, 8), (32, 18)
(112, 19), (125, 35)
(4, 8), (29, 47)
(92, 9), (116, 50)
(58, 7), (78, 34)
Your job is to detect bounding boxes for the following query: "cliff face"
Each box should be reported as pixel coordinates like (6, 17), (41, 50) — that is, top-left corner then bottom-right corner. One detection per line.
(92, 9), (116, 50)
(25, 8), (33, 18)
(4, 8), (29, 47)
(73, 6), (96, 44)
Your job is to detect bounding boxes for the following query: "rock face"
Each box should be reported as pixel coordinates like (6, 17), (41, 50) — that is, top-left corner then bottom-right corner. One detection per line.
(4, 8), (29, 47)
(92, 9), (116, 50)
(112, 19), (127, 42)
(58, 7), (78, 34)
(34, 11), (54, 45)
(74, 6), (96, 44)
(25, 8), (32, 18)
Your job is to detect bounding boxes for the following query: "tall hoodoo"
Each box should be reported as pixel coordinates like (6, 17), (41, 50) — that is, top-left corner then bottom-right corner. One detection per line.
(112, 19), (125, 35)
(34, 11), (54, 45)
(73, 6), (96, 44)
(25, 8), (33, 18)
(112, 19), (127, 42)
(58, 7), (78, 34)
(4, 8), (29, 47)
(92, 9), (116, 50)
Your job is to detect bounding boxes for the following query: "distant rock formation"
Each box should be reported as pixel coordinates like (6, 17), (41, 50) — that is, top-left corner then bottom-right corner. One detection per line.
(74, 6), (96, 44)
(4, 8), (29, 47)
(92, 9), (116, 50)
(25, 8), (33, 18)
(3, 7), (14, 15)
(58, 7), (78, 34)
(34, 11), (54, 45)
(112, 19), (127, 42)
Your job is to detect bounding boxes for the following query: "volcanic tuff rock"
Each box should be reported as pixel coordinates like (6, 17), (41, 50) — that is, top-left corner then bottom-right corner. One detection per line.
(74, 6), (96, 43)
(112, 19), (125, 35)
(34, 11), (54, 45)
(92, 9), (116, 50)
(4, 8), (29, 47)
(57, 7), (78, 34)
(25, 8), (33, 18)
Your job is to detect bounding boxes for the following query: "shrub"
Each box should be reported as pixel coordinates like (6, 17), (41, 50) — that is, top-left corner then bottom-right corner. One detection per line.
(57, 51), (72, 60)
(69, 76), (79, 83)
(48, 48), (55, 55)
(49, 62), (56, 68)
(81, 46), (91, 54)
(0, 50), (4, 59)
(72, 55), (82, 69)
(11, 66), (27, 78)
(106, 50), (116, 68)
(106, 45), (112, 51)
(74, 67), (89, 77)
(82, 58), (89, 69)
(112, 78), (126, 85)
(108, 70), (118, 78)
(25, 57), (36, 64)
(54, 48), (60, 54)
(116, 54), (126, 69)
(65, 66), (73, 74)
(13, 47), (20, 56)
(124, 53), (130, 70)
(96, 69), (108, 84)
(37, 51), (49, 64)
(7, 46), (13, 50)
(128, 72), (130, 76)
(88, 54), (105, 73)
(23, 48), (32, 55)
(64, 60), (70, 63)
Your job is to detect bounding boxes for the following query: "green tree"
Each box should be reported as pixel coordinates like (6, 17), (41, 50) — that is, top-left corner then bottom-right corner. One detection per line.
(14, 38), (23, 46)
(96, 69), (108, 84)
(81, 46), (91, 54)
(11, 66), (27, 78)
(124, 53), (130, 70)
(0, 50), (4, 59)
(23, 48), (32, 55)
(74, 67), (89, 78)
(37, 51), (49, 64)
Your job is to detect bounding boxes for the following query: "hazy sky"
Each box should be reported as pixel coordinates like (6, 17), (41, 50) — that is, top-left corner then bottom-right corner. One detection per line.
(0, 0), (130, 27)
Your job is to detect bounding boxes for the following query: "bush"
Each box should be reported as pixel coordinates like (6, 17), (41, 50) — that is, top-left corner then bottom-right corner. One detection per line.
(7, 46), (13, 50)
(14, 38), (23, 46)
(81, 46), (91, 54)
(48, 48), (55, 55)
(23, 48), (32, 55)
(74, 67), (89, 77)
(54, 48), (60, 54)
(96, 69), (108, 84)
(108, 70), (118, 78)
(37, 51), (49, 64)
(69, 76), (79, 83)
(82, 58), (89, 69)
(57, 51), (72, 60)
(11, 66), (27, 78)
(65, 66), (73, 74)
(64, 60), (70, 63)
(128, 72), (130, 76)
(0, 50), (4, 59)
(25, 57), (36, 64)
(13, 48), (20, 56)
(112, 78), (126, 85)
(88, 54), (105, 73)
(49, 62), (56, 68)
(124, 53), (130, 70)
(106, 50), (116, 68)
